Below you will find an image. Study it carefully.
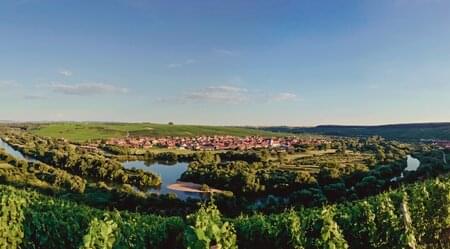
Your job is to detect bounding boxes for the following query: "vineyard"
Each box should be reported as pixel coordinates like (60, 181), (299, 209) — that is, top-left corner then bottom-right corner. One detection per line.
(1, 174), (450, 248)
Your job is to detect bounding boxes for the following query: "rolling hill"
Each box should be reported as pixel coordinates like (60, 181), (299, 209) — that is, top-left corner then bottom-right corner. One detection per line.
(15, 122), (293, 143)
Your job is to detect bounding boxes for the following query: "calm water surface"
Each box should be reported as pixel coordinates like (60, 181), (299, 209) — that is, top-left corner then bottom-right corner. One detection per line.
(4, 140), (420, 199)
(0, 138), (202, 199)
(405, 155), (420, 171)
(122, 161), (204, 200)
(0, 138), (38, 162)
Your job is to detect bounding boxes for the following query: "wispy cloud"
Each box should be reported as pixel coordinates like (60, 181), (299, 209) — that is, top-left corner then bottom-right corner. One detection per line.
(59, 69), (73, 77)
(168, 59), (196, 68)
(270, 92), (299, 101)
(0, 80), (20, 88)
(184, 85), (248, 103)
(48, 82), (128, 96)
(23, 94), (48, 100)
(212, 48), (239, 56)
(155, 79), (299, 105)
(167, 63), (182, 68)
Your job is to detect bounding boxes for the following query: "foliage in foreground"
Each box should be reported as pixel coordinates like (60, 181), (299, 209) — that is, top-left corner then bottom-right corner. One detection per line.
(0, 185), (184, 249)
(185, 202), (237, 249)
(2, 175), (450, 248)
(81, 215), (118, 249)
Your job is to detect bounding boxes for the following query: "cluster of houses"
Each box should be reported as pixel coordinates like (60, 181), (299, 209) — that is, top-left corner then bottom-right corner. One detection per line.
(105, 136), (328, 151)
(434, 140), (450, 149)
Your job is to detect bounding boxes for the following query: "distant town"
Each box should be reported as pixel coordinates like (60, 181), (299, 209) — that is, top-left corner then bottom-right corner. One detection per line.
(434, 140), (450, 149)
(105, 135), (329, 151)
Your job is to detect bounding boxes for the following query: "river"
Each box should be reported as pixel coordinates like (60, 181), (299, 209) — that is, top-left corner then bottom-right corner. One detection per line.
(122, 160), (204, 200)
(0, 138), (202, 200)
(0, 138), (38, 162)
(2, 139), (424, 199)
(390, 155), (420, 181)
(405, 155), (420, 171)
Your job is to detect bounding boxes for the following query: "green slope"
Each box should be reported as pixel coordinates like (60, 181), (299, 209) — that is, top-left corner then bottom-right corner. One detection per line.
(27, 122), (292, 142)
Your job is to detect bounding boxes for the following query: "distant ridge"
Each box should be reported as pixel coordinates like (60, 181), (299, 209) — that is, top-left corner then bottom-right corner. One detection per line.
(260, 122), (450, 141)
(316, 122), (450, 129)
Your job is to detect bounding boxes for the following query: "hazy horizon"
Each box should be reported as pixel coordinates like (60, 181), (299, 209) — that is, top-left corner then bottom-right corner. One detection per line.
(2, 119), (450, 128)
(2, 0), (450, 125)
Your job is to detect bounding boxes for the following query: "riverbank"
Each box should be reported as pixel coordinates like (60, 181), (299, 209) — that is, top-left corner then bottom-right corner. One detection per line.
(167, 181), (224, 194)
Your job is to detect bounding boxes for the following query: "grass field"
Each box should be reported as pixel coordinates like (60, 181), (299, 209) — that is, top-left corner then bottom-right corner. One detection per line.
(28, 122), (294, 143)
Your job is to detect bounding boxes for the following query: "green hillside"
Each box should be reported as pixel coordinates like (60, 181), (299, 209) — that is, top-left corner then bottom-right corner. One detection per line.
(24, 122), (292, 143)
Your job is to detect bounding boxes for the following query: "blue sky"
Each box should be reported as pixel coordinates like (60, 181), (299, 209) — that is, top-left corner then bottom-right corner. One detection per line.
(1, 0), (450, 126)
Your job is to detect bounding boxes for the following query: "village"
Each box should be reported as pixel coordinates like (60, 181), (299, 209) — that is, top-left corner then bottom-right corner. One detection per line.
(105, 135), (329, 151)
(419, 139), (450, 149)
(434, 140), (450, 149)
